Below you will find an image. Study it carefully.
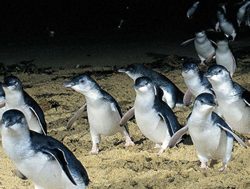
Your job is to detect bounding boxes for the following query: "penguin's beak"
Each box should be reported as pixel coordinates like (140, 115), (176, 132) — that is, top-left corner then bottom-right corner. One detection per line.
(204, 72), (212, 78)
(117, 68), (127, 73)
(3, 120), (13, 128)
(64, 81), (74, 88)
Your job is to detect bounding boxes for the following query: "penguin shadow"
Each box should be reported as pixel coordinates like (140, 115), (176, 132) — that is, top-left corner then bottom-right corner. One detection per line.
(178, 134), (193, 146)
(134, 137), (147, 145)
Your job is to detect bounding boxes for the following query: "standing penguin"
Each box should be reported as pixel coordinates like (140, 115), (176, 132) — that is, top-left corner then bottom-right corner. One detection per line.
(1, 109), (89, 189)
(186, 1), (200, 19)
(217, 10), (236, 40)
(2, 75), (47, 135)
(181, 31), (215, 65)
(205, 65), (250, 135)
(215, 40), (236, 77)
(169, 93), (246, 171)
(133, 76), (181, 154)
(64, 74), (134, 154)
(194, 31), (216, 64)
(182, 62), (213, 105)
(118, 64), (184, 109)
(237, 1), (250, 27)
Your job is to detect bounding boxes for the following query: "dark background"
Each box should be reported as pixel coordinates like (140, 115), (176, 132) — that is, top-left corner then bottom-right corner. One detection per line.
(0, 0), (244, 37)
(0, 0), (249, 68)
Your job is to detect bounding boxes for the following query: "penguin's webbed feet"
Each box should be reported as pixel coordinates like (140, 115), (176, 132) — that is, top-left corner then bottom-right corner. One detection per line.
(90, 144), (99, 154)
(124, 138), (135, 147)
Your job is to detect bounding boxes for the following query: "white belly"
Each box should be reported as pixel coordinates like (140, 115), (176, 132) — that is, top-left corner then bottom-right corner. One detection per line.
(16, 152), (84, 189)
(216, 52), (235, 75)
(189, 121), (231, 160)
(195, 41), (215, 59)
(135, 109), (170, 144)
(218, 99), (250, 134)
(185, 78), (211, 97)
(87, 103), (121, 136)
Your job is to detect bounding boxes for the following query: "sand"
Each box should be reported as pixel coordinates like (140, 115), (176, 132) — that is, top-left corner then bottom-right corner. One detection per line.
(0, 38), (250, 188)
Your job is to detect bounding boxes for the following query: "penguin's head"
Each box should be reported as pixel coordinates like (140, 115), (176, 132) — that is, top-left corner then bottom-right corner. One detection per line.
(182, 62), (199, 77)
(134, 76), (155, 94)
(205, 65), (230, 84)
(1, 109), (27, 134)
(217, 9), (225, 21)
(64, 74), (99, 94)
(194, 93), (217, 112)
(3, 76), (23, 93)
(195, 31), (206, 41)
(217, 40), (229, 51)
(118, 64), (144, 80)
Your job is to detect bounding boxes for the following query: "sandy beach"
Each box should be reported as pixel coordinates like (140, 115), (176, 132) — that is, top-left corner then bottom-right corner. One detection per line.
(0, 32), (250, 189)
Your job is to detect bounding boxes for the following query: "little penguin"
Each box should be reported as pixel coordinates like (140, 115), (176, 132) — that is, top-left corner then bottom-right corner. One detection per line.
(2, 75), (47, 135)
(215, 40), (236, 77)
(168, 93), (246, 171)
(182, 62), (213, 105)
(64, 74), (134, 154)
(186, 1), (200, 19)
(217, 10), (236, 40)
(205, 65), (250, 135)
(181, 31), (215, 65)
(133, 76), (181, 154)
(1, 109), (89, 189)
(118, 63), (184, 109)
(237, 1), (250, 27)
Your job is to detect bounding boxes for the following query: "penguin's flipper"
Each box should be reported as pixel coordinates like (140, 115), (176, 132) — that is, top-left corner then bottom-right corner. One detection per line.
(180, 38), (195, 46)
(67, 103), (87, 129)
(183, 88), (193, 106)
(119, 107), (135, 125)
(242, 90), (250, 106)
(167, 125), (188, 148)
(158, 111), (180, 137)
(212, 112), (247, 148)
(29, 107), (47, 135)
(42, 148), (77, 185)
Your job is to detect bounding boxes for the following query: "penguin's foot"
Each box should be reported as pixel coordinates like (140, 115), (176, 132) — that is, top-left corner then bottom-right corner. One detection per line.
(200, 162), (209, 170)
(157, 147), (165, 155)
(154, 144), (161, 149)
(90, 144), (99, 154)
(218, 164), (227, 172)
(12, 169), (27, 180)
(124, 138), (135, 147)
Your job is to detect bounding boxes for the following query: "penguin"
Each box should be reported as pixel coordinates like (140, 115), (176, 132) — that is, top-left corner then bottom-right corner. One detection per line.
(237, 1), (250, 27)
(0, 82), (6, 134)
(168, 93), (246, 171)
(2, 75), (47, 135)
(205, 65), (250, 135)
(118, 63), (184, 109)
(181, 31), (215, 65)
(64, 74), (134, 154)
(182, 62), (213, 105)
(133, 76), (181, 154)
(1, 109), (89, 189)
(215, 40), (236, 77)
(186, 1), (200, 19)
(217, 9), (236, 40)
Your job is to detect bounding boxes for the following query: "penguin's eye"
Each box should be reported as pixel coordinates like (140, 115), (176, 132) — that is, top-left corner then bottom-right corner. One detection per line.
(79, 79), (85, 84)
